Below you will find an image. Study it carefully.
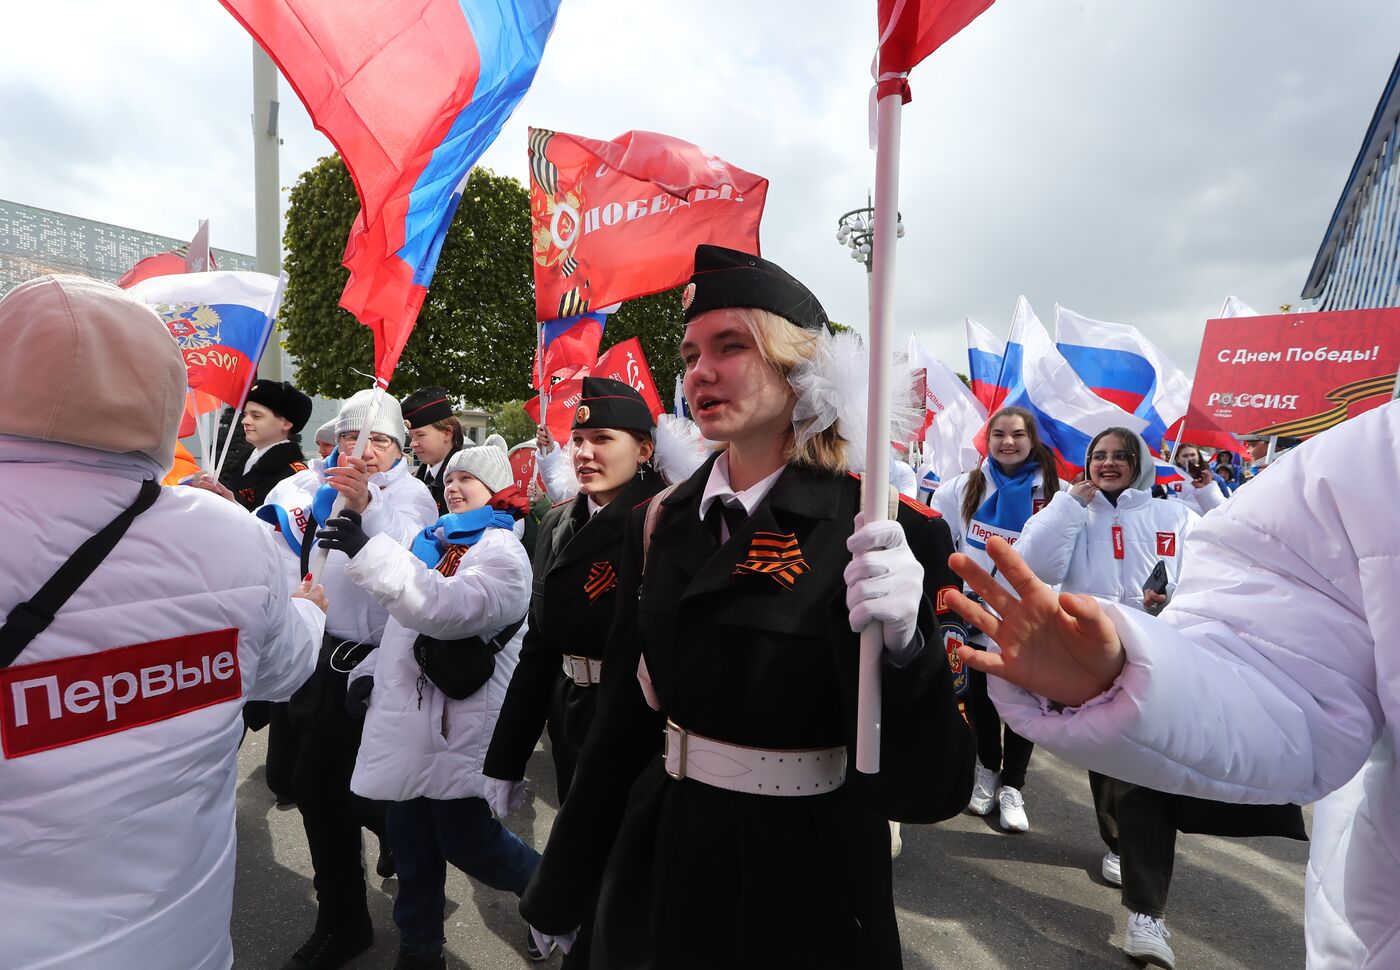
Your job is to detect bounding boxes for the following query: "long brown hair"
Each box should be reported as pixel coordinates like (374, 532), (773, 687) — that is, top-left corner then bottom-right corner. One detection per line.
(960, 406), (1061, 525)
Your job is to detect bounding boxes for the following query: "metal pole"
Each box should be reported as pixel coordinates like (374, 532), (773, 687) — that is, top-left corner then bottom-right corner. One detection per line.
(253, 42), (284, 381)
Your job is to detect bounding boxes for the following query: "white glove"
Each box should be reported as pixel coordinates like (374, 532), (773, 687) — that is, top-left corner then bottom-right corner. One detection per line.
(844, 515), (924, 653)
(483, 777), (528, 819)
(530, 925), (578, 956)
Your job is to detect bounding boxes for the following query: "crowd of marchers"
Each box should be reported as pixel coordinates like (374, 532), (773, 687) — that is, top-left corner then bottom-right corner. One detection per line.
(0, 251), (1393, 970)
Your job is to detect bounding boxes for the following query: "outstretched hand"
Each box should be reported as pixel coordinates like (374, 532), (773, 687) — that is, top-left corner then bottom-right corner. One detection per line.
(947, 536), (1127, 708)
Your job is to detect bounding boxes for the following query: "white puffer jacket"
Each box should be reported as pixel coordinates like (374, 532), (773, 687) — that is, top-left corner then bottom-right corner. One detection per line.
(345, 528), (529, 802)
(1160, 475), (1226, 516)
(1016, 432), (1197, 609)
(260, 456), (437, 642)
(932, 465), (1066, 579)
(0, 442), (322, 970)
(989, 401), (1400, 969)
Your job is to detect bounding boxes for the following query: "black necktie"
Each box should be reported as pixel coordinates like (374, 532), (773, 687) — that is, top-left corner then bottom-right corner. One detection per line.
(705, 499), (747, 545)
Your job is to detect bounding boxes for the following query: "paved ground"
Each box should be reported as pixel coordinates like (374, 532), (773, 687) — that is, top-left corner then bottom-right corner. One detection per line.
(232, 732), (1309, 969)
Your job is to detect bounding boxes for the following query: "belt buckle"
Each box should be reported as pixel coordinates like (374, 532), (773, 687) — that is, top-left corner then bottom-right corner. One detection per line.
(565, 654), (592, 686)
(663, 718), (687, 780)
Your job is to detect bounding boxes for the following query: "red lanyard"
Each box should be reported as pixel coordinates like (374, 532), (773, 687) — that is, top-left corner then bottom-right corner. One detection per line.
(1112, 520), (1125, 560)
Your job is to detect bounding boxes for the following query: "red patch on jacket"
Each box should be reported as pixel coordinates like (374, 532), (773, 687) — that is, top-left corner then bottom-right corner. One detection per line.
(0, 629), (241, 759)
(1156, 532), (1177, 557)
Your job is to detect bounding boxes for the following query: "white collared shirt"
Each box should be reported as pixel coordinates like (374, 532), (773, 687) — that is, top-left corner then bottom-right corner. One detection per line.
(587, 496), (605, 518)
(426, 457), (447, 481)
(698, 452), (785, 542)
(243, 439), (289, 475)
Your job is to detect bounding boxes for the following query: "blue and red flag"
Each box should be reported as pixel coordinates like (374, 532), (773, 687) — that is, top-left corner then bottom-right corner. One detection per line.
(965, 317), (1010, 412)
(219, 0), (563, 383)
(536, 308), (613, 389)
(127, 271), (281, 409)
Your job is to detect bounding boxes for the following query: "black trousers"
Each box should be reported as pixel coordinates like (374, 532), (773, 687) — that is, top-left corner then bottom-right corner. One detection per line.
(1090, 772), (1176, 919)
(292, 707), (388, 928)
(967, 663), (1034, 790)
(265, 702), (300, 799)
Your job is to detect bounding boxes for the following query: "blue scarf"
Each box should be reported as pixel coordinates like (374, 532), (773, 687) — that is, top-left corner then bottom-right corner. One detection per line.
(410, 507), (516, 568)
(310, 447), (401, 529)
(966, 460), (1040, 551)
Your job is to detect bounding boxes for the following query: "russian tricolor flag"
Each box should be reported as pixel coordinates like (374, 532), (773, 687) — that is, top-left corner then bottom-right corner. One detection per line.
(536, 307), (614, 389)
(997, 298), (1149, 478)
(965, 317), (1010, 411)
(220, 0), (563, 383)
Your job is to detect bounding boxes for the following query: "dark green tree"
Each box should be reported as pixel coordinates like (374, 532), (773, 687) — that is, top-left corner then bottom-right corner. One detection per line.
(489, 399), (537, 447)
(283, 154), (688, 410)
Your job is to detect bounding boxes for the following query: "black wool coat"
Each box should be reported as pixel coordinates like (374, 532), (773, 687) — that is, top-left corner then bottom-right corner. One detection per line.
(415, 445), (462, 516)
(485, 474), (665, 800)
(232, 441), (308, 512)
(521, 455), (976, 970)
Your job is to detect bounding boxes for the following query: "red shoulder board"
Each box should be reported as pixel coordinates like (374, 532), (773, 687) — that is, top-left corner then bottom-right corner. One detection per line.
(551, 497), (572, 510)
(289, 461), (308, 473)
(899, 493), (938, 519)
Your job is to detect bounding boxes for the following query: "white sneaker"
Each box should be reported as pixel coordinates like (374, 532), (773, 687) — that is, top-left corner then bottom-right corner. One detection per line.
(1123, 912), (1175, 969)
(889, 820), (903, 859)
(966, 764), (999, 816)
(1102, 850), (1122, 886)
(997, 785), (1028, 833)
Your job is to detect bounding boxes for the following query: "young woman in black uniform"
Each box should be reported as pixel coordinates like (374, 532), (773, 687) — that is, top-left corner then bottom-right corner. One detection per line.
(518, 246), (975, 969)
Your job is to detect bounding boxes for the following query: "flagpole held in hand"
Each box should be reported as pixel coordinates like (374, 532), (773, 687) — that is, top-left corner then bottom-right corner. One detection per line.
(214, 272), (289, 481)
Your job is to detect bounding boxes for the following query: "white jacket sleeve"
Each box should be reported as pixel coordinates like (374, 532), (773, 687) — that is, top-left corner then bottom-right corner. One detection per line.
(248, 527), (323, 702)
(990, 452), (1384, 806)
(930, 473), (965, 547)
(1190, 480), (1225, 514)
(359, 478), (438, 547)
(536, 442), (579, 503)
(343, 530), (531, 641)
(1015, 491), (1086, 587)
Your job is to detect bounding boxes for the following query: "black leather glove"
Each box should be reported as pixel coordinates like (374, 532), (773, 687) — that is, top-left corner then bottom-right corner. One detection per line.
(318, 509), (370, 558)
(346, 676), (373, 719)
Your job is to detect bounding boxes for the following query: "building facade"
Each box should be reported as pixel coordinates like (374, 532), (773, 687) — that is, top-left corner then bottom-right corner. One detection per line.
(1302, 54), (1400, 311)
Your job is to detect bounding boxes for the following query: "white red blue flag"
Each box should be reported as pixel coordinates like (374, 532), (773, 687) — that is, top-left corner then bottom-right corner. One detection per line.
(965, 317), (1008, 411)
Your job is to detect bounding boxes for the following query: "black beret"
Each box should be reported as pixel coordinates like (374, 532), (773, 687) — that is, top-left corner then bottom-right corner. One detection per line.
(245, 380), (312, 433)
(573, 377), (654, 436)
(400, 386), (455, 429)
(682, 245), (829, 333)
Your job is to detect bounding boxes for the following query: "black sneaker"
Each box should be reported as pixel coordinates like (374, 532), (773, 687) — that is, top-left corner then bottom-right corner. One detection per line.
(376, 839), (396, 879)
(525, 925), (553, 962)
(393, 949), (447, 970)
(281, 922), (374, 970)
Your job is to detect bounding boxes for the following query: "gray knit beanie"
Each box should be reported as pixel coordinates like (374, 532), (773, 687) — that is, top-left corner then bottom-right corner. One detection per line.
(335, 388), (406, 445)
(445, 441), (512, 494)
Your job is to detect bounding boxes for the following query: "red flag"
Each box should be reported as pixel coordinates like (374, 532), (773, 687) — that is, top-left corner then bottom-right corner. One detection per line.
(116, 252), (188, 289)
(536, 310), (608, 389)
(507, 443), (543, 496)
(530, 128), (766, 320)
(877, 0), (996, 101)
(524, 377), (584, 445)
(594, 338), (664, 417)
(179, 389), (223, 440)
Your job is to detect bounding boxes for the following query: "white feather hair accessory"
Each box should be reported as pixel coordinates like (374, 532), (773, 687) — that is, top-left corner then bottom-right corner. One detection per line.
(787, 330), (921, 473)
(651, 412), (711, 484)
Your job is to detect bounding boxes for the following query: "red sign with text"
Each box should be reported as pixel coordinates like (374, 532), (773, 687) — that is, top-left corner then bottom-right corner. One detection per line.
(0, 629), (241, 759)
(1187, 307), (1400, 439)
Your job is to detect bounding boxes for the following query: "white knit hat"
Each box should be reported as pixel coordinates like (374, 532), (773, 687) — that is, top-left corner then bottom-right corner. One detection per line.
(314, 418), (337, 447)
(445, 441), (512, 494)
(335, 388), (406, 445)
(0, 274), (185, 470)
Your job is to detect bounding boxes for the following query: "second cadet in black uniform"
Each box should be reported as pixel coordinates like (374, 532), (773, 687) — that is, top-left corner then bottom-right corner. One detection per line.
(231, 379), (313, 511)
(401, 385), (463, 515)
(517, 247), (976, 968)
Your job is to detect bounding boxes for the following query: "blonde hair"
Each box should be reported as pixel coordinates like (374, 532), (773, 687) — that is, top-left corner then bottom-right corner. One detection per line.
(728, 307), (847, 474)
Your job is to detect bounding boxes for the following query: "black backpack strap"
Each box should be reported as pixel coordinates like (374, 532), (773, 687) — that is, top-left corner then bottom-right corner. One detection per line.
(299, 511), (319, 578)
(0, 478), (162, 668)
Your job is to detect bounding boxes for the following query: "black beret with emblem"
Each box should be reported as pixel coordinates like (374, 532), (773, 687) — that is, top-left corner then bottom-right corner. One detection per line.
(682, 244), (829, 333)
(573, 377), (654, 436)
(245, 379), (313, 433)
(400, 386), (455, 429)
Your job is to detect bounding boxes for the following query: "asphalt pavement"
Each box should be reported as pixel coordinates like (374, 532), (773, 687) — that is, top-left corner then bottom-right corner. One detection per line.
(232, 731), (1308, 969)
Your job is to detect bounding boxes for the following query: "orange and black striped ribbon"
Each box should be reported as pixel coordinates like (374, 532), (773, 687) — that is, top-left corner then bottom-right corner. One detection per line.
(1251, 372), (1394, 439)
(436, 545), (467, 577)
(584, 561), (618, 602)
(733, 531), (809, 590)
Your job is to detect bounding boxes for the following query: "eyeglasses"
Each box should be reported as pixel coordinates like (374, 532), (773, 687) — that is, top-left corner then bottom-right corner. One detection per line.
(1089, 450), (1132, 463)
(337, 432), (398, 449)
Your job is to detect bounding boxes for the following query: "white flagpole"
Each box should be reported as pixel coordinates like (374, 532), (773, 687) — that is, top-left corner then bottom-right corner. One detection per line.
(857, 88), (906, 775)
(214, 272), (290, 481)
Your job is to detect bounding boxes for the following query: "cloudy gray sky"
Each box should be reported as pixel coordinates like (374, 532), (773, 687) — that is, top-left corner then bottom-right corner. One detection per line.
(2, 1), (1396, 379)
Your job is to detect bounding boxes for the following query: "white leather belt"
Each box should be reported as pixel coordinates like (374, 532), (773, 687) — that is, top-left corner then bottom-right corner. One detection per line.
(662, 719), (846, 796)
(562, 655), (602, 686)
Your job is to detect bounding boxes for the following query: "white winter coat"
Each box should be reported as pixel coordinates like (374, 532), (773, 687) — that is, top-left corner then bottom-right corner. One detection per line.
(261, 456), (437, 642)
(345, 528), (530, 802)
(1160, 475), (1226, 516)
(0, 441), (322, 970)
(989, 401), (1400, 969)
(932, 465), (1066, 581)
